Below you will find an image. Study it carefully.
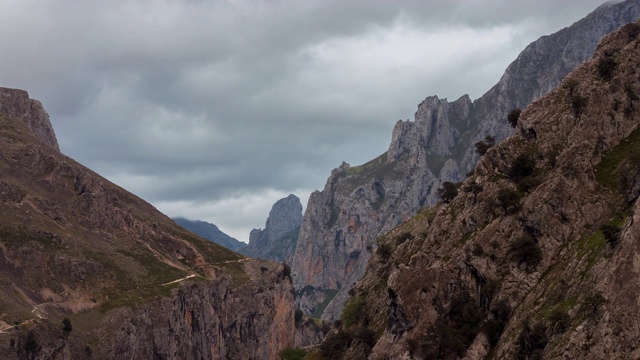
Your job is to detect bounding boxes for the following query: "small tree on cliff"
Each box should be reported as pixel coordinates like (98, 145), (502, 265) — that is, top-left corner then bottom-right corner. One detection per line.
(507, 109), (521, 128)
(437, 182), (459, 203)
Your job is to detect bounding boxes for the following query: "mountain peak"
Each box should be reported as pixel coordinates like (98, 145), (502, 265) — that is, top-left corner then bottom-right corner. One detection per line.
(0, 87), (59, 151)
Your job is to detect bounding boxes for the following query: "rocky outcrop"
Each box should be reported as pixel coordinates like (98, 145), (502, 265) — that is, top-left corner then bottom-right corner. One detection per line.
(0, 87), (295, 359)
(173, 217), (246, 251)
(240, 194), (303, 264)
(328, 20), (640, 359)
(292, 0), (640, 321)
(0, 87), (59, 151)
(101, 261), (294, 360)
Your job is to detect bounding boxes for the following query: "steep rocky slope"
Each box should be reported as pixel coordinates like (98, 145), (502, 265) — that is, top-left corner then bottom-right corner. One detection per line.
(319, 20), (640, 359)
(292, 0), (640, 321)
(239, 194), (303, 264)
(0, 88), (295, 359)
(173, 217), (245, 251)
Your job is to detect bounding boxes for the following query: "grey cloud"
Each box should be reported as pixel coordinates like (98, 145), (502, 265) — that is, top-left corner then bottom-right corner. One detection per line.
(0, 0), (613, 236)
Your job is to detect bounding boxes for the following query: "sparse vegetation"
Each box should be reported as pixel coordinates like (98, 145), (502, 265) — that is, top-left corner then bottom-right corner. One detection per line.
(62, 317), (73, 333)
(510, 153), (537, 181)
(280, 347), (307, 360)
(437, 181), (460, 203)
(600, 224), (621, 248)
(475, 135), (496, 156)
(497, 188), (523, 215)
(413, 292), (485, 359)
(548, 308), (570, 333)
(508, 108), (522, 128)
(517, 320), (548, 360)
(394, 231), (414, 245)
(509, 235), (543, 270)
(342, 296), (367, 328)
(582, 292), (607, 317)
(570, 94), (589, 118)
(597, 56), (617, 81)
(376, 242), (393, 260)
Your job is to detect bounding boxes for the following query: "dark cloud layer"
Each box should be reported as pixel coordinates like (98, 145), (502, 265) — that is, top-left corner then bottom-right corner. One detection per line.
(0, 0), (608, 239)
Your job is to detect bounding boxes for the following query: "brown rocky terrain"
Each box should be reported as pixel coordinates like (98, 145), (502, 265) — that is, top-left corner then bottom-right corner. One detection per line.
(314, 19), (640, 360)
(0, 88), (297, 359)
(291, 0), (640, 321)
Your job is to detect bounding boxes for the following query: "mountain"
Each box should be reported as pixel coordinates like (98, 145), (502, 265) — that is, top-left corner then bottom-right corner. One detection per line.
(239, 194), (303, 264)
(173, 217), (245, 252)
(318, 19), (640, 359)
(291, 0), (640, 321)
(0, 87), (296, 359)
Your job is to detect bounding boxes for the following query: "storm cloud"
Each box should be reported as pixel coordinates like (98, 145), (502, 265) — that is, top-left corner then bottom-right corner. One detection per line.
(0, 0), (608, 240)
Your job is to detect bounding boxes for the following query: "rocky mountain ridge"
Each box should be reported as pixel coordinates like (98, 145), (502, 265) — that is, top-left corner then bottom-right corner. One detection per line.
(173, 217), (245, 252)
(239, 194), (303, 264)
(0, 88), (298, 359)
(291, 0), (640, 321)
(321, 19), (640, 359)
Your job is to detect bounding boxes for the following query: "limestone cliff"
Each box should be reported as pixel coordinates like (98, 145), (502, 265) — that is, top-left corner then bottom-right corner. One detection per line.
(0, 88), (295, 359)
(292, 0), (640, 321)
(239, 194), (303, 264)
(321, 20), (640, 359)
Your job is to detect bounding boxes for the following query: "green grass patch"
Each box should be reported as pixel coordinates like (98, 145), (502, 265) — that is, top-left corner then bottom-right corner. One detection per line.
(341, 295), (366, 328)
(342, 152), (404, 192)
(595, 126), (640, 193)
(311, 289), (338, 319)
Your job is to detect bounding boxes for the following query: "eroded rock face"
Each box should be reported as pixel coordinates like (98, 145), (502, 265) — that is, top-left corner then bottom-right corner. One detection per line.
(0, 87), (59, 151)
(291, 0), (640, 320)
(335, 20), (640, 359)
(102, 261), (295, 360)
(240, 194), (303, 264)
(0, 87), (296, 359)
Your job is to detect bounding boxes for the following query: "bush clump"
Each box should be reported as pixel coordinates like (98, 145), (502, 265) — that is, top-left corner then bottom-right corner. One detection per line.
(597, 56), (617, 81)
(600, 224), (621, 248)
(509, 235), (542, 270)
(497, 188), (523, 215)
(280, 347), (307, 360)
(437, 181), (460, 203)
(510, 153), (536, 181)
(342, 296), (367, 328)
(475, 135), (496, 156)
(517, 320), (548, 360)
(508, 109), (522, 128)
(415, 292), (485, 359)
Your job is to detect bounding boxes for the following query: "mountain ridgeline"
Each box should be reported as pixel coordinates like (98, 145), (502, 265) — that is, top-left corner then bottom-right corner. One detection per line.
(323, 19), (640, 359)
(173, 218), (245, 252)
(291, 0), (640, 321)
(0, 88), (298, 359)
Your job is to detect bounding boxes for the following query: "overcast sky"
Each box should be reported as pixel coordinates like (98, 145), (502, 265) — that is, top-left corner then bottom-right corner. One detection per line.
(0, 0), (610, 241)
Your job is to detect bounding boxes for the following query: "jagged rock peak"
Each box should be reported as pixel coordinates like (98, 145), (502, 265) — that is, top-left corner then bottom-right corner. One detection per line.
(262, 194), (303, 240)
(240, 194), (303, 263)
(0, 87), (59, 151)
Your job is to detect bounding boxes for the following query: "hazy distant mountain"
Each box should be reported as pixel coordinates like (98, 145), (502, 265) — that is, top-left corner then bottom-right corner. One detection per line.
(173, 217), (245, 252)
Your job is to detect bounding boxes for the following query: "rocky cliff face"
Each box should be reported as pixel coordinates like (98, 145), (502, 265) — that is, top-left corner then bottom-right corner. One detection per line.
(0, 87), (59, 151)
(240, 194), (303, 264)
(0, 90), (295, 359)
(323, 20), (640, 359)
(173, 217), (245, 252)
(292, 0), (640, 321)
